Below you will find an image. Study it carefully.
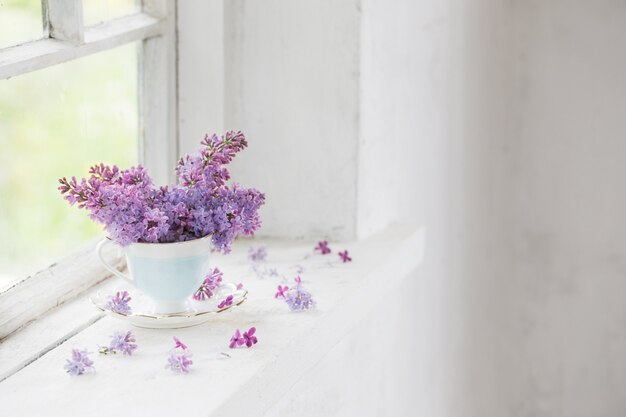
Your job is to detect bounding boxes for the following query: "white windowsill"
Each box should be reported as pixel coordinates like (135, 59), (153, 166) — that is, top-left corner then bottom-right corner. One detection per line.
(0, 225), (424, 417)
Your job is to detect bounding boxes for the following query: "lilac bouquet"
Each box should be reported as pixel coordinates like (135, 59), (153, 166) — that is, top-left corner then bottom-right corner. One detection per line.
(58, 131), (265, 252)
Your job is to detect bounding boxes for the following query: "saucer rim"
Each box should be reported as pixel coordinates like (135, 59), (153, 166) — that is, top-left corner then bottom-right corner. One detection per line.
(90, 288), (248, 320)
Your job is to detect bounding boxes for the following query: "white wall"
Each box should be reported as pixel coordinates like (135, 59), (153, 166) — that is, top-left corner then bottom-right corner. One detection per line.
(502, 2), (626, 416)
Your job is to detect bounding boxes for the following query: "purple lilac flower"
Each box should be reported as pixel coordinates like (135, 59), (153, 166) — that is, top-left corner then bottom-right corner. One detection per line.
(58, 131), (265, 252)
(64, 349), (94, 376)
(105, 291), (132, 315)
(338, 250), (352, 263)
(217, 295), (234, 309)
(314, 241), (331, 255)
(236, 282), (244, 290)
(193, 268), (224, 300)
(242, 327), (258, 347)
(268, 268), (279, 277)
(166, 351), (193, 374)
(284, 286), (316, 311)
(173, 336), (187, 350)
(248, 246), (267, 263)
(275, 285), (289, 299)
(229, 330), (244, 348)
(101, 330), (138, 356)
(166, 337), (193, 373)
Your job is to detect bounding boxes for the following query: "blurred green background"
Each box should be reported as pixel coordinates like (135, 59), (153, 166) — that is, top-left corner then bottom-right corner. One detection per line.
(0, 0), (138, 288)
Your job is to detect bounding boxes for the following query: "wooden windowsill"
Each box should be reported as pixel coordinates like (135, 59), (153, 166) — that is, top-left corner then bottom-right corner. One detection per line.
(0, 225), (424, 416)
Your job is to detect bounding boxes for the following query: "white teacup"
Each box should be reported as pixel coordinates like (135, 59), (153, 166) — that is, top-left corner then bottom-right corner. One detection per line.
(96, 235), (233, 314)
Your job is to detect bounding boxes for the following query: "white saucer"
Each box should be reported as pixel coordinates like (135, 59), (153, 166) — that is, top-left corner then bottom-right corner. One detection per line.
(90, 284), (248, 329)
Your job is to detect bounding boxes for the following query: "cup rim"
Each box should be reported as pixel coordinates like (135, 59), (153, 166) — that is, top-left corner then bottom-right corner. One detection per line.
(106, 233), (213, 247)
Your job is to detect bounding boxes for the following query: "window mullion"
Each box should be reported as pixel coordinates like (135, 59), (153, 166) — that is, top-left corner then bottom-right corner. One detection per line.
(139, 0), (179, 187)
(42, 0), (85, 43)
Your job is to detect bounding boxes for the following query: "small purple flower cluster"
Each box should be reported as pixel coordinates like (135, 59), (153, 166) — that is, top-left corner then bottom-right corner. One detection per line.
(315, 241), (352, 263)
(217, 295), (234, 309)
(105, 291), (132, 315)
(193, 268), (223, 300)
(59, 131), (265, 252)
(100, 331), (138, 356)
(64, 349), (95, 376)
(166, 337), (193, 374)
(276, 276), (316, 311)
(229, 327), (258, 348)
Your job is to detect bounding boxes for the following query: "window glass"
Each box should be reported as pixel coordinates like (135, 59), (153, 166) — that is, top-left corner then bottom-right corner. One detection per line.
(0, 0), (42, 49)
(83, 0), (138, 26)
(0, 42), (138, 289)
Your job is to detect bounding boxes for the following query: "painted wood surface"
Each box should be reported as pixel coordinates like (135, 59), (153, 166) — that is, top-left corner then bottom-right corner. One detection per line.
(0, 226), (423, 417)
(0, 239), (123, 340)
(0, 13), (163, 80)
(42, 0), (84, 43)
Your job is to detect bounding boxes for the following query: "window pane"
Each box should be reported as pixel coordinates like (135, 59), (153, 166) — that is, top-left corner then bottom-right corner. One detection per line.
(0, 43), (138, 289)
(83, 0), (138, 26)
(0, 0), (42, 49)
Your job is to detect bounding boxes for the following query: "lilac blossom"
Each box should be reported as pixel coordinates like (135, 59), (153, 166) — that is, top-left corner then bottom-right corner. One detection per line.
(58, 131), (265, 252)
(314, 241), (331, 255)
(193, 268), (223, 300)
(242, 327), (258, 347)
(64, 349), (94, 376)
(284, 286), (316, 312)
(105, 291), (132, 315)
(275, 285), (289, 299)
(173, 336), (188, 350)
(229, 330), (244, 348)
(236, 282), (244, 290)
(338, 250), (352, 263)
(166, 337), (193, 374)
(166, 351), (193, 374)
(218, 295), (234, 309)
(229, 327), (258, 348)
(100, 331), (137, 356)
(248, 246), (267, 263)
(268, 268), (279, 277)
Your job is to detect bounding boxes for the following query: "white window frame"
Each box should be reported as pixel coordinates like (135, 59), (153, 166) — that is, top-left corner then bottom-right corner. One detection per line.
(0, 0), (179, 339)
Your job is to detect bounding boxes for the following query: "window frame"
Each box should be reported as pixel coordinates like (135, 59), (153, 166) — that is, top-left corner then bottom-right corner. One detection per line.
(0, 0), (179, 339)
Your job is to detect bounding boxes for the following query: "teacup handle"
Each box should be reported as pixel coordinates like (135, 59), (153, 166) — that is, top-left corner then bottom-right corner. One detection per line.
(217, 282), (237, 296)
(96, 239), (133, 285)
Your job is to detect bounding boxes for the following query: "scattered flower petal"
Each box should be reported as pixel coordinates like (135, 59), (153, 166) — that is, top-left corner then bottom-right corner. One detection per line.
(105, 291), (132, 315)
(314, 241), (331, 255)
(242, 327), (258, 347)
(166, 338), (193, 373)
(173, 336), (188, 350)
(338, 250), (352, 263)
(218, 295), (234, 309)
(284, 286), (316, 311)
(100, 330), (137, 356)
(193, 268), (224, 300)
(229, 329), (244, 348)
(64, 349), (94, 376)
(275, 285), (289, 299)
(166, 350), (193, 374)
(236, 282), (244, 290)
